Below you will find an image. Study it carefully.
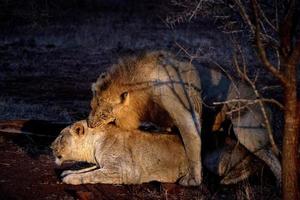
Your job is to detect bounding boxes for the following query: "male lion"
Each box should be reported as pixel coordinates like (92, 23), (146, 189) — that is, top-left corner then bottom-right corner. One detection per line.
(198, 62), (282, 185)
(51, 120), (259, 185)
(88, 51), (203, 185)
(88, 51), (281, 186)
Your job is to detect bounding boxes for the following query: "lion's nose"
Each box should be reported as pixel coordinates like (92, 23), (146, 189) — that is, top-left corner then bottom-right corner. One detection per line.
(87, 119), (96, 128)
(87, 114), (96, 128)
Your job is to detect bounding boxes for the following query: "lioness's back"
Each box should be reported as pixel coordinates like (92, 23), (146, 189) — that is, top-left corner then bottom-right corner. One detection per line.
(104, 126), (188, 183)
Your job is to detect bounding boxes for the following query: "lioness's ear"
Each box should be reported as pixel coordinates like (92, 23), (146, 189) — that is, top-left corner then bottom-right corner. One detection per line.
(73, 123), (84, 136)
(120, 91), (129, 105)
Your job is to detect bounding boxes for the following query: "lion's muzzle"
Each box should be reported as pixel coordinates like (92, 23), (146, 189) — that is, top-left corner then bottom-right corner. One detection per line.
(87, 117), (100, 128)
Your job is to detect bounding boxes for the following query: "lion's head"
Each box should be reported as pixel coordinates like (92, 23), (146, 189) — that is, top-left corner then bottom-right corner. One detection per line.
(51, 120), (88, 165)
(87, 73), (130, 128)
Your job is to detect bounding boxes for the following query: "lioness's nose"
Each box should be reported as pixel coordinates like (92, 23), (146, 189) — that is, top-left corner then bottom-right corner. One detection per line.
(50, 138), (59, 150)
(50, 142), (55, 150)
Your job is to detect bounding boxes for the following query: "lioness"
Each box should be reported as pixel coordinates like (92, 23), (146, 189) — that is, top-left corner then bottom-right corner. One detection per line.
(88, 51), (202, 185)
(51, 120), (258, 185)
(88, 51), (281, 186)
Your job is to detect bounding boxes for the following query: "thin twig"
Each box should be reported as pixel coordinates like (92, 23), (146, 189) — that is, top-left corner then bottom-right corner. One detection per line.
(256, 2), (277, 32)
(188, 0), (202, 21)
(251, 0), (287, 85)
(233, 44), (281, 155)
(213, 98), (284, 110)
(233, 0), (255, 35)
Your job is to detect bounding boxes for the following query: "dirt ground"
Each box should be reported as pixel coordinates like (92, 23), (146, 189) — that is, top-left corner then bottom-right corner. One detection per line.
(0, 120), (284, 200)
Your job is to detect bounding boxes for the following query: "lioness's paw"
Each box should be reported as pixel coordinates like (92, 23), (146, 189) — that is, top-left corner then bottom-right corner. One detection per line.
(62, 174), (82, 185)
(179, 173), (202, 186)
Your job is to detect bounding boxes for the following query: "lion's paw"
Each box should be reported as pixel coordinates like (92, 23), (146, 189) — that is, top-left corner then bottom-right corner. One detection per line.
(179, 173), (202, 186)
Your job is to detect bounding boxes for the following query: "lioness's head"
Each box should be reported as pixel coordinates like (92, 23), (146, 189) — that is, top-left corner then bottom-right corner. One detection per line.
(51, 120), (91, 165)
(88, 73), (130, 128)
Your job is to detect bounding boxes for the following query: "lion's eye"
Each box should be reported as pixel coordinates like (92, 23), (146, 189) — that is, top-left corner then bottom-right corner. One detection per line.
(101, 114), (108, 119)
(120, 92), (128, 101)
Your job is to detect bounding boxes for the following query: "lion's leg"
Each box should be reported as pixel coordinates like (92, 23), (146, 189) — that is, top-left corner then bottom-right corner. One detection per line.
(62, 168), (122, 185)
(253, 148), (282, 186)
(231, 109), (282, 185)
(61, 165), (98, 177)
(176, 115), (202, 186)
(158, 95), (202, 186)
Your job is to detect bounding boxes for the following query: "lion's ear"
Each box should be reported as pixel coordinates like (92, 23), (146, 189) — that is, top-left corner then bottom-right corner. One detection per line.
(91, 83), (97, 96)
(120, 91), (129, 105)
(73, 123), (85, 136)
(100, 72), (106, 79)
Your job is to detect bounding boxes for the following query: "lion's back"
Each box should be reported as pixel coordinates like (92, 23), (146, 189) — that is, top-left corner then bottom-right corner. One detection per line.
(108, 51), (201, 86)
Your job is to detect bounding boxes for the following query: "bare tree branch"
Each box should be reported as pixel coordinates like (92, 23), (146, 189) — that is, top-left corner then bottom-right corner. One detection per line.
(213, 98), (284, 110)
(251, 0), (287, 86)
(232, 45), (281, 155)
(188, 0), (202, 21)
(256, 2), (277, 32)
(233, 0), (255, 35)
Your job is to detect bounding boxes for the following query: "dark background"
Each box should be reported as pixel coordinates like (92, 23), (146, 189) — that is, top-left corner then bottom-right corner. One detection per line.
(0, 0), (253, 123)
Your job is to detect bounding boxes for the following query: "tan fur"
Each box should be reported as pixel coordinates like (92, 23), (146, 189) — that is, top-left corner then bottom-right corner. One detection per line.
(88, 51), (203, 185)
(51, 120), (258, 185)
(51, 120), (188, 185)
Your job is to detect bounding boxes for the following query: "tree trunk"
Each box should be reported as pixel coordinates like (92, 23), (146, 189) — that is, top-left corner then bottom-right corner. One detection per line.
(282, 64), (299, 200)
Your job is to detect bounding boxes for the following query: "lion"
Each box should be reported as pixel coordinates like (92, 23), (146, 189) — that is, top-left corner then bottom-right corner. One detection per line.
(88, 51), (203, 185)
(51, 120), (260, 185)
(198, 62), (282, 186)
(88, 51), (281, 186)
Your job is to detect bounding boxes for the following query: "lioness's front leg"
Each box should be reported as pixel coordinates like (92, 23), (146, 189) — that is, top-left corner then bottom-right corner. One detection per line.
(61, 165), (98, 177)
(62, 168), (122, 185)
(159, 95), (202, 186)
